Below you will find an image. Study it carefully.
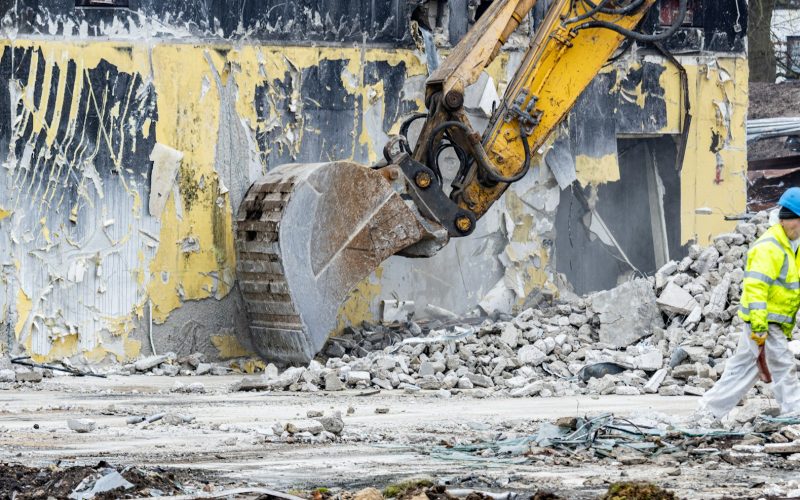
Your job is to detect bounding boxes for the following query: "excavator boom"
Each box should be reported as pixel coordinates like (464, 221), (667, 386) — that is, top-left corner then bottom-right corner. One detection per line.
(236, 0), (663, 365)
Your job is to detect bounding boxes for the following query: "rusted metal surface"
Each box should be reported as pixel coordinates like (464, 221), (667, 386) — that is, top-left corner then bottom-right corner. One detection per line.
(235, 162), (442, 365)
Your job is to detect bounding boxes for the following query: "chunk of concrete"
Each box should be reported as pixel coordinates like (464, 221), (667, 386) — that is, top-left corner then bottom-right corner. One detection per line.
(465, 373), (494, 388)
(346, 371), (371, 385)
(285, 419), (324, 435)
(703, 276), (731, 319)
(270, 367), (305, 388)
(644, 368), (668, 393)
(589, 278), (664, 348)
(671, 363), (698, 379)
(324, 372), (344, 391)
(134, 354), (169, 372)
(634, 350), (663, 371)
(315, 413), (344, 435)
(657, 282), (699, 316)
(68, 418), (96, 433)
(510, 381), (543, 398)
(499, 324), (521, 348)
(517, 345), (547, 366)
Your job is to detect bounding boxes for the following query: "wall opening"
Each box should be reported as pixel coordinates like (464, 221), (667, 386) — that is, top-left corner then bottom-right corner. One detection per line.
(555, 136), (683, 295)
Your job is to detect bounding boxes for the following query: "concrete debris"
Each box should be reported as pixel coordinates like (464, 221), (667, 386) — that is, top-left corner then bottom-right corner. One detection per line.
(657, 282), (700, 316)
(134, 354), (172, 372)
(315, 412), (345, 435)
(161, 413), (195, 425)
(67, 419), (97, 433)
(424, 304), (460, 320)
(285, 419), (324, 435)
(589, 278), (663, 348)
(236, 213), (774, 401)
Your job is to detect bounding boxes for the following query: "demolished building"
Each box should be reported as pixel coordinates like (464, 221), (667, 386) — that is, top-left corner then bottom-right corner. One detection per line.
(0, 0), (748, 366)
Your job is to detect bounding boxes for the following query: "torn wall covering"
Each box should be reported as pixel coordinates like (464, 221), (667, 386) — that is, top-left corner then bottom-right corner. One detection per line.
(0, 1), (748, 365)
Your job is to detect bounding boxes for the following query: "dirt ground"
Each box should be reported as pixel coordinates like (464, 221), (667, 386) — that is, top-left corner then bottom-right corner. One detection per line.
(0, 375), (794, 499)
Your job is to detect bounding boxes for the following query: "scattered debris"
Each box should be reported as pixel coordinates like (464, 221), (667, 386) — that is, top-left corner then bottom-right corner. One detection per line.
(67, 419), (97, 434)
(0, 462), (188, 499)
(232, 213), (771, 402)
(11, 356), (106, 378)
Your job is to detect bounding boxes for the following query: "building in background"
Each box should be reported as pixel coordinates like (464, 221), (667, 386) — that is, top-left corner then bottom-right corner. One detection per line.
(0, 0), (748, 365)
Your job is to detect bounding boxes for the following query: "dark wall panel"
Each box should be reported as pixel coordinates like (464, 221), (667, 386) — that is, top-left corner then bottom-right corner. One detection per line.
(0, 0), (414, 45)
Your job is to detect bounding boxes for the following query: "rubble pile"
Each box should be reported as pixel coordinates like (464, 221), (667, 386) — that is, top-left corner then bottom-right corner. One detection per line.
(245, 212), (800, 398)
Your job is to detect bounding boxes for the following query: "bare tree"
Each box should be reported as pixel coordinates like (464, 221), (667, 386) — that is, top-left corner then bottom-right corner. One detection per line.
(750, 0), (777, 82)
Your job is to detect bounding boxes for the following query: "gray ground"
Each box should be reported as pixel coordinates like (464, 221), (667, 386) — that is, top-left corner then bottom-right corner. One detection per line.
(0, 374), (796, 499)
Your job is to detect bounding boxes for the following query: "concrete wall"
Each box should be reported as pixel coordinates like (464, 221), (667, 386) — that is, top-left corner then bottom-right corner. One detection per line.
(0, 0), (749, 365)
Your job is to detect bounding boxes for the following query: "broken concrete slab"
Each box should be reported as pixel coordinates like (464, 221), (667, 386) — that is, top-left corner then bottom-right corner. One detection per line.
(634, 350), (663, 371)
(346, 371), (371, 385)
(589, 278), (664, 348)
(464, 373), (494, 388)
(134, 355), (170, 372)
(315, 413), (344, 435)
(644, 368), (668, 393)
(765, 441), (800, 454)
(657, 282), (700, 316)
(233, 377), (271, 392)
(68, 418), (97, 433)
(324, 372), (345, 392)
(703, 276), (731, 319)
(285, 420), (324, 435)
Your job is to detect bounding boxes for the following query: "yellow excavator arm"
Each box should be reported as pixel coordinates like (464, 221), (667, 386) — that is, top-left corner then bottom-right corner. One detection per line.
(404, 0), (656, 235)
(235, 0), (672, 365)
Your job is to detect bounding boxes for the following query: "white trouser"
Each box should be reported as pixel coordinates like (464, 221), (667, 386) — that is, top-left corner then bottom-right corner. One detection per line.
(700, 323), (800, 418)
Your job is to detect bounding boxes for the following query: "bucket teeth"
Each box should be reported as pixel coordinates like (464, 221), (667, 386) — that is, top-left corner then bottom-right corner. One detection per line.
(235, 161), (443, 366)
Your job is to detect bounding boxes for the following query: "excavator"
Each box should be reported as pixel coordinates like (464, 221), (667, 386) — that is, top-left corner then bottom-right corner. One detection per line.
(235, 0), (687, 365)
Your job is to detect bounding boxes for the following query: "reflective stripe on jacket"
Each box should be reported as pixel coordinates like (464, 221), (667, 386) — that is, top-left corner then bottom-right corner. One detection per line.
(738, 224), (800, 337)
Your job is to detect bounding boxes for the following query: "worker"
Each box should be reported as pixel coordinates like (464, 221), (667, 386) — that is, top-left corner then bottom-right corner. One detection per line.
(698, 187), (800, 420)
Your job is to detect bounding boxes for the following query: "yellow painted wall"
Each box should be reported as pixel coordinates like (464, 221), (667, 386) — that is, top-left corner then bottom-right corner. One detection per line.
(0, 38), (748, 363)
(0, 40), (435, 363)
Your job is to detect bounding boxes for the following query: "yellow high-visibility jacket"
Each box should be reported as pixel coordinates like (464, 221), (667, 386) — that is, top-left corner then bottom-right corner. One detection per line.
(738, 224), (800, 338)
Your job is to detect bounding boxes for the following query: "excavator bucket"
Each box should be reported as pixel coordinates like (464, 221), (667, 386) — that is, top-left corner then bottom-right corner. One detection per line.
(235, 161), (442, 366)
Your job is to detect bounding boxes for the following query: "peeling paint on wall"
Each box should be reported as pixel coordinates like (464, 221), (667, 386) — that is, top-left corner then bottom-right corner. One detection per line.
(0, 5), (749, 364)
(0, 36), (444, 363)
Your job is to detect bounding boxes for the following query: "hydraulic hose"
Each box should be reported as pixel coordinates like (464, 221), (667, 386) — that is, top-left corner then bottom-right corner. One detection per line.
(576, 0), (687, 42)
